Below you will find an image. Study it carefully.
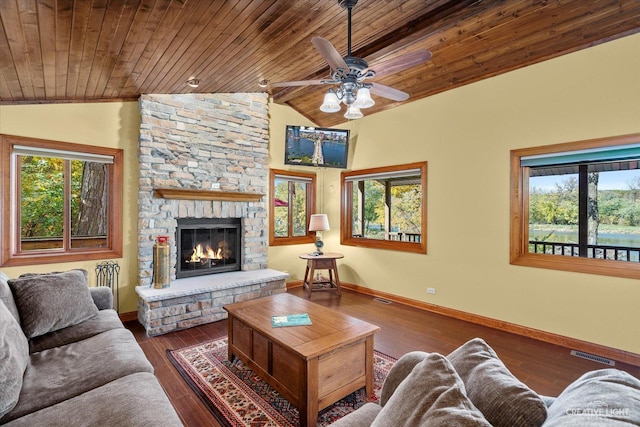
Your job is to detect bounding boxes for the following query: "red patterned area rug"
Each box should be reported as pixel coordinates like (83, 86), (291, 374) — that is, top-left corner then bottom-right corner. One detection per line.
(167, 336), (396, 427)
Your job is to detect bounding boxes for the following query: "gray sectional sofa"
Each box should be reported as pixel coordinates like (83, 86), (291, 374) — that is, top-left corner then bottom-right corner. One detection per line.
(0, 269), (182, 426)
(331, 338), (640, 426)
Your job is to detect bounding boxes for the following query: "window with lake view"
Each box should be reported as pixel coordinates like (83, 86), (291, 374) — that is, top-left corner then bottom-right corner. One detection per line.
(511, 134), (640, 279)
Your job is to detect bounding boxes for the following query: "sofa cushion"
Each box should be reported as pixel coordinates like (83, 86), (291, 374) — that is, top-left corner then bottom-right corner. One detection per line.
(8, 269), (99, 338)
(0, 372), (183, 427)
(1, 328), (154, 422)
(543, 369), (640, 426)
(0, 299), (29, 418)
(448, 338), (547, 427)
(28, 309), (124, 353)
(0, 271), (20, 323)
(372, 353), (491, 426)
(324, 403), (382, 427)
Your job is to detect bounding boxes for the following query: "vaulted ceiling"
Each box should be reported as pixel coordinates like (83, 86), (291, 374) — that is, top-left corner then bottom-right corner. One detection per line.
(1, 0), (639, 127)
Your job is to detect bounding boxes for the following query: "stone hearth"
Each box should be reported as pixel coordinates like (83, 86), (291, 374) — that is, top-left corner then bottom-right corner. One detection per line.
(136, 269), (288, 336)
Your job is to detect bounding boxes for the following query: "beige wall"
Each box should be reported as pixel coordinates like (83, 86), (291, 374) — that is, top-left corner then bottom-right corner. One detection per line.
(0, 102), (141, 312)
(267, 33), (640, 354)
(1, 32), (638, 353)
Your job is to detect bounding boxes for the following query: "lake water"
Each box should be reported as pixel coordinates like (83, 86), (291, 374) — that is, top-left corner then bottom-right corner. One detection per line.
(286, 138), (346, 168)
(529, 229), (640, 247)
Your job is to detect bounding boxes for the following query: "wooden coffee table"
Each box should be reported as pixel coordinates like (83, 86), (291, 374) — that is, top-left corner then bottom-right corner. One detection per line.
(223, 293), (380, 427)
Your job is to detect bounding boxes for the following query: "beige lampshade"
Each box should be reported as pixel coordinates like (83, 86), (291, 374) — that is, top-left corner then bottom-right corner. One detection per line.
(309, 214), (330, 231)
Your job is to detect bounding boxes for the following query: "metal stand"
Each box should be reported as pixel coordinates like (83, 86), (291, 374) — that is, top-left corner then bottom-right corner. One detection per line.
(95, 261), (120, 312)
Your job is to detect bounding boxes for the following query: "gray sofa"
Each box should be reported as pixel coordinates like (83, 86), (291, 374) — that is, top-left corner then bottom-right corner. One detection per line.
(332, 338), (640, 426)
(0, 269), (183, 426)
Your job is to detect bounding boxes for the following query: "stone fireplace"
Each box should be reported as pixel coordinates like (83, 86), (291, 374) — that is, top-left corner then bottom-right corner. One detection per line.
(136, 93), (271, 286)
(135, 93), (288, 336)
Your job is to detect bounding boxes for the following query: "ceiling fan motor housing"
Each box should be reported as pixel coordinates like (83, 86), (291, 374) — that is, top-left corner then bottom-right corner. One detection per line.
(344, 56), (368, 73)
(333, 56), (372, 81)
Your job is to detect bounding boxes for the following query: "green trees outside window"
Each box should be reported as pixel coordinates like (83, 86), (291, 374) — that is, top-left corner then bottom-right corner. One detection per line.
(350, 177), (422, 241)
(20, 156), (108, 250)
(529, 169), (640, 261)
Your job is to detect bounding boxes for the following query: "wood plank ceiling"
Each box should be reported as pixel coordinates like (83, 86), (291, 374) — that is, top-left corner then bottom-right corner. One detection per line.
(1, 0), (639, 128)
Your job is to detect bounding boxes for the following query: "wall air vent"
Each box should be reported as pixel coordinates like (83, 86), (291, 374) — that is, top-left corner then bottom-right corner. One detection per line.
(570, 350), (615, 366)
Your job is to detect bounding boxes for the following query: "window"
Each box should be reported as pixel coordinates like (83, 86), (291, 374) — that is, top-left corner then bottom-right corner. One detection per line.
(1, 134), (123, 266)
(510, 133), (640, 279)
(341, 162), (427, 253)
(269, 169), (316, 246)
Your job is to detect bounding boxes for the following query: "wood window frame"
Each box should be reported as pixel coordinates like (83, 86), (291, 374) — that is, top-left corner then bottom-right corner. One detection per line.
(340, 162), (427, 254)
(510, 133), (640, 279)
(1, 134), (123, 267)
(269, 169), (316, 246)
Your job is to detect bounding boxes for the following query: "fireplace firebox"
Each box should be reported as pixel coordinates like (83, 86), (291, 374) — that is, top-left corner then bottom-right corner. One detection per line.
(176, 218), (241, 278)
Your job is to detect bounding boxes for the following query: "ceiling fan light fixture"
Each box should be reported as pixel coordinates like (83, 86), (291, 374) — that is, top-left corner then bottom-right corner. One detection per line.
(353, 87), (375, 109)
(344, 105), (363, 120)
(270, 0), (430, 121)
(320, 89), (341, 113)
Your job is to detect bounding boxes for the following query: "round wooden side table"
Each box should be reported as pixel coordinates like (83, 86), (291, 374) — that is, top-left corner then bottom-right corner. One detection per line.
(299, 252), (344, 297)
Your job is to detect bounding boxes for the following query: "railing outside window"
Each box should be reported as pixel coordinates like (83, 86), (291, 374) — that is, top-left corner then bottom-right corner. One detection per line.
(529, 241), (640, 262)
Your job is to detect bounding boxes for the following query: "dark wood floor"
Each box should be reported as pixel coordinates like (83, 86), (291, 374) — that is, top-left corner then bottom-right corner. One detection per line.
(126, 287), (640, 426)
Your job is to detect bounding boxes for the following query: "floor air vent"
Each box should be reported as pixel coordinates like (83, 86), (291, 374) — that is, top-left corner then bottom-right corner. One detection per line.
(373, 297), (392, 304)
(570, 350), (615, 366)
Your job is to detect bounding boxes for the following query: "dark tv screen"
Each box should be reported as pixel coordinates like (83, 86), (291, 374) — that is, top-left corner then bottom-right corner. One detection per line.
(285, 125), (349, 168)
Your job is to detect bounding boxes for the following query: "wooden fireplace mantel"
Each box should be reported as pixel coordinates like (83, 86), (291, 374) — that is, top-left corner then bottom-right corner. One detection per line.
(153, 188), (264, 202)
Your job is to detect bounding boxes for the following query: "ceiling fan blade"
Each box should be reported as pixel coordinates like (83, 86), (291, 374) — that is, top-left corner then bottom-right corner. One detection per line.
(370, 50), (432, 78)
(311, 37), (349, 72)
(269, 79), (327, 88)
(370, 82), (410, 102)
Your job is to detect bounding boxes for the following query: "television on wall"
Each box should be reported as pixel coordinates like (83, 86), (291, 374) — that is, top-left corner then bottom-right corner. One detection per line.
(285, 125), (349, 169)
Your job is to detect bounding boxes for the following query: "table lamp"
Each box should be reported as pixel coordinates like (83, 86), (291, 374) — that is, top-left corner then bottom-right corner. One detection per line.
(308, 214), (330, 255)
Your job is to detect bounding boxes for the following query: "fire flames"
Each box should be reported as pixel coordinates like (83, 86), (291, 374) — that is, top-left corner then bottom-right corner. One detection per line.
(189, 244), (223, 263)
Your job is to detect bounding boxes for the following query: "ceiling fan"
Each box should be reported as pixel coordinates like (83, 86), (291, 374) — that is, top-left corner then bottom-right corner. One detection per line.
(270, 0), (432, 119)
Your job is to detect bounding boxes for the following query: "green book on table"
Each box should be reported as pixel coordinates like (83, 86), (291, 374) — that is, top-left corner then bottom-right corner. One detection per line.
(271, 313), (312, 327)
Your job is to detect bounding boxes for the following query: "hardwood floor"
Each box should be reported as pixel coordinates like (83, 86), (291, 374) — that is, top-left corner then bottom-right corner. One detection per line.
(127, 287), (640, 426)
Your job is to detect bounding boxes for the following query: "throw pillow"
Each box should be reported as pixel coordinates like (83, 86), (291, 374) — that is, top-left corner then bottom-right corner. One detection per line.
(0, 298), (29, 418)
(380, 350), (430, 406)
(372, 353), (492, 426)
(447, 338), (547, 427)
(544, 368), (640, 426)
(8, 269), (99, 339)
